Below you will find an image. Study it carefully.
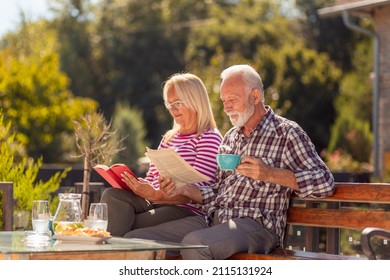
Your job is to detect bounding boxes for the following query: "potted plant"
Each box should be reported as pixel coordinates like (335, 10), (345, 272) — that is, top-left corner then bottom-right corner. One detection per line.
(73, 111), (125, 218)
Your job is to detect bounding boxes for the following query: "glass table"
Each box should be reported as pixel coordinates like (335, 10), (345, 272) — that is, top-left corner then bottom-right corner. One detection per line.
(0, 231), (206, 260)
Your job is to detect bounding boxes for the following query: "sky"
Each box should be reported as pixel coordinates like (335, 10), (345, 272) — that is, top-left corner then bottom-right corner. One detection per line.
(0, 0), (51, 37)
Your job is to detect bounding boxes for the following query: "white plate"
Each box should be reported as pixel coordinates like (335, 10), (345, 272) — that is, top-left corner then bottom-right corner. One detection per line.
(53, 234), (111, 244)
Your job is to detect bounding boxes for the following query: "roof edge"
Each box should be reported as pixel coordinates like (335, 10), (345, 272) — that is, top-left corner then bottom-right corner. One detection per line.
(318, 0), (390, 17)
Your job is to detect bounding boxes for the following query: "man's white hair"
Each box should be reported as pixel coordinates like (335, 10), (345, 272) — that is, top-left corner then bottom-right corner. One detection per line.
(221, 64), (264, 102)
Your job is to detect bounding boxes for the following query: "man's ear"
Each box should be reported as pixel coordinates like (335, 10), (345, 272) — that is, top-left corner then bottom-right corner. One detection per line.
(251, 88), (262, 104)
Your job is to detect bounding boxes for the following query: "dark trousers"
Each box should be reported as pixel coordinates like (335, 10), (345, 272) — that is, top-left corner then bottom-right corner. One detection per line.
(124, 214), (278, 260)
(100, 188), (195, 236)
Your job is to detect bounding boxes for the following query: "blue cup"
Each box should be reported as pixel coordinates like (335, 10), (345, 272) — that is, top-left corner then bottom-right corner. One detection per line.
(216, 154), (241, 170)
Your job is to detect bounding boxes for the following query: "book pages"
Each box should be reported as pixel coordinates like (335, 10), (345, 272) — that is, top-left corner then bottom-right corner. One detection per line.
(145, 148), (211, 188)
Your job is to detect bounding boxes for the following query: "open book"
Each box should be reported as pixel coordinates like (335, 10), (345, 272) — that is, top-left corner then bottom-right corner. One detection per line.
(93, 164), (138, 191)
(145, 147), (211, 188)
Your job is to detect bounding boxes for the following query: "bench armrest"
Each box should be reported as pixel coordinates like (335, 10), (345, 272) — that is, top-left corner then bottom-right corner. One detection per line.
(361, 227), (390, 260)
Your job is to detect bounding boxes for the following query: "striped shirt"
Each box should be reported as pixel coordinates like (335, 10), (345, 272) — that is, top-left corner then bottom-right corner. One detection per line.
(145, 128), (222, 214)
(199, 107), (335, 244)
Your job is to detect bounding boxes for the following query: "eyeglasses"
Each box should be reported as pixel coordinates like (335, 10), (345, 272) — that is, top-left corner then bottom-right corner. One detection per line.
(164, 100), (186, 110)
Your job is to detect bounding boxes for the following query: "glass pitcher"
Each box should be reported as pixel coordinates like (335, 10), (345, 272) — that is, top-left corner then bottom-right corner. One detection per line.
(52, 193), (83, 234)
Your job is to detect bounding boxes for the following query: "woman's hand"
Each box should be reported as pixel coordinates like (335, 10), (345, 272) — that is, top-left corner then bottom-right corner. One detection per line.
(158, 175), (203, 204)
(121, 172), (158, 200)
(158, 176), (178, 198)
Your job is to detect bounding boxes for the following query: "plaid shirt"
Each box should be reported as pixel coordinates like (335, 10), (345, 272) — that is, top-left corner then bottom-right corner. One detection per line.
(199, 107), (335, 244)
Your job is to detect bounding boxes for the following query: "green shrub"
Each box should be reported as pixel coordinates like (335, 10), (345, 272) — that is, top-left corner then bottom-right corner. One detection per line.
(0, 112), (68, 229)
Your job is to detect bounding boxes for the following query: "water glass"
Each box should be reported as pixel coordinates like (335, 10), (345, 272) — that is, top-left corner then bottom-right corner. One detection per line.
(32, 200), (50, 233)
(88, 203), (108, 231)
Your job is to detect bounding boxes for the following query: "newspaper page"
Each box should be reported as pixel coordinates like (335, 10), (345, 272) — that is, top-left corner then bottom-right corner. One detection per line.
(145, 148), (211, 188)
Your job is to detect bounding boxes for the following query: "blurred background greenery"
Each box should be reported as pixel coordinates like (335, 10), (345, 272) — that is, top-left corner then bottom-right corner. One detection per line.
(0, 0), (374, 174)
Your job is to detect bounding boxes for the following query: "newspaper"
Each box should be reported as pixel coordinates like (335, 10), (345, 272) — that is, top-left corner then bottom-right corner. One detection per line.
(145, 147), (211, 188)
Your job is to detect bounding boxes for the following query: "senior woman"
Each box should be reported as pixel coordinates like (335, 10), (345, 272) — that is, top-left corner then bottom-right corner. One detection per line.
(101, 73), (222, 236)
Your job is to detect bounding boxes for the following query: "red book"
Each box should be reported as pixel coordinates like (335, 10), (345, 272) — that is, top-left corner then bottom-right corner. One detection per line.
(93, 164), (138, 192)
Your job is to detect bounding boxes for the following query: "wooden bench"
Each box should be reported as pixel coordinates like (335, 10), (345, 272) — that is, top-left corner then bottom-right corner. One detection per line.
(228, 182), (390, 260)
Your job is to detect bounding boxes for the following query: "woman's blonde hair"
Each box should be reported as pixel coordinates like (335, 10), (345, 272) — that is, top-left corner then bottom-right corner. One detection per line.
(162, 73), (218, 142)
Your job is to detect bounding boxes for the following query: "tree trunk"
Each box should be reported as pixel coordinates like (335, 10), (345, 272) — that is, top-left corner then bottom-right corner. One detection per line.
(81, 155), (91, 219)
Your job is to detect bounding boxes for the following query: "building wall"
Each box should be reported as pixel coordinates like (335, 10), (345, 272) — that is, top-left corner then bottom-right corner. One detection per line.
(375, 5), (390, 175)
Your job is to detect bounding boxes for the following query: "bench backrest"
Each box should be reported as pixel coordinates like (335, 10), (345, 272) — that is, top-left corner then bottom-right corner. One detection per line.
(284, 182), (390, 255)
(287, 182), (390, 230)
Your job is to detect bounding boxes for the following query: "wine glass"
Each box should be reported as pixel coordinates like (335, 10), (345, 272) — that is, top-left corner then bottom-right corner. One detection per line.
(32, 200), (50, 233)
(88, 203), (108, 231)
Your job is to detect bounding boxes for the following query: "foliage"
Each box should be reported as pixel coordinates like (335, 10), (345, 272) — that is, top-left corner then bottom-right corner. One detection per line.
(0, 20), (98, 162)
(73, 111), (126, 217)
(184, 0), (296, 135)
(294, 0), (374, 168)
(322, 148), (372, 173)
(186, 0), (296, 62)
(0, 111), (68, 228)
(112, 102), (150, 171)
(327, 115), (373, 164)
(336, 40), (373, 121)
(260, 43), (341, 152)
(295, 0), (363, 72)
(326, 39), (373, 164)
(0, 0), (375, 175)
(185, 1), (341, 153)
(49, 0), (97, 99)
(74, 111), (126, 166)
(50, 0), (201, 147)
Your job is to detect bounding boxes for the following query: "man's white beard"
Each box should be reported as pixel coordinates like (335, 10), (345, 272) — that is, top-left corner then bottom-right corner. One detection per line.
(227, 101), (255, 128)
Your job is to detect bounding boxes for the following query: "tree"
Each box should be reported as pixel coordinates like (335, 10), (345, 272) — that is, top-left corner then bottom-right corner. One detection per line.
(294, 0), (374, 171)
(295, 0), (361, 72)
(1, 0), (366, 167)
(326, 40), (373, 166)
(73, 111), (125, 218)
(0, 20), (98, 162)
(261, 43), (341, 151)
(53, 0), (213, 147)
(185, 0), (341, 152)
(49, 0), (98, 100)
